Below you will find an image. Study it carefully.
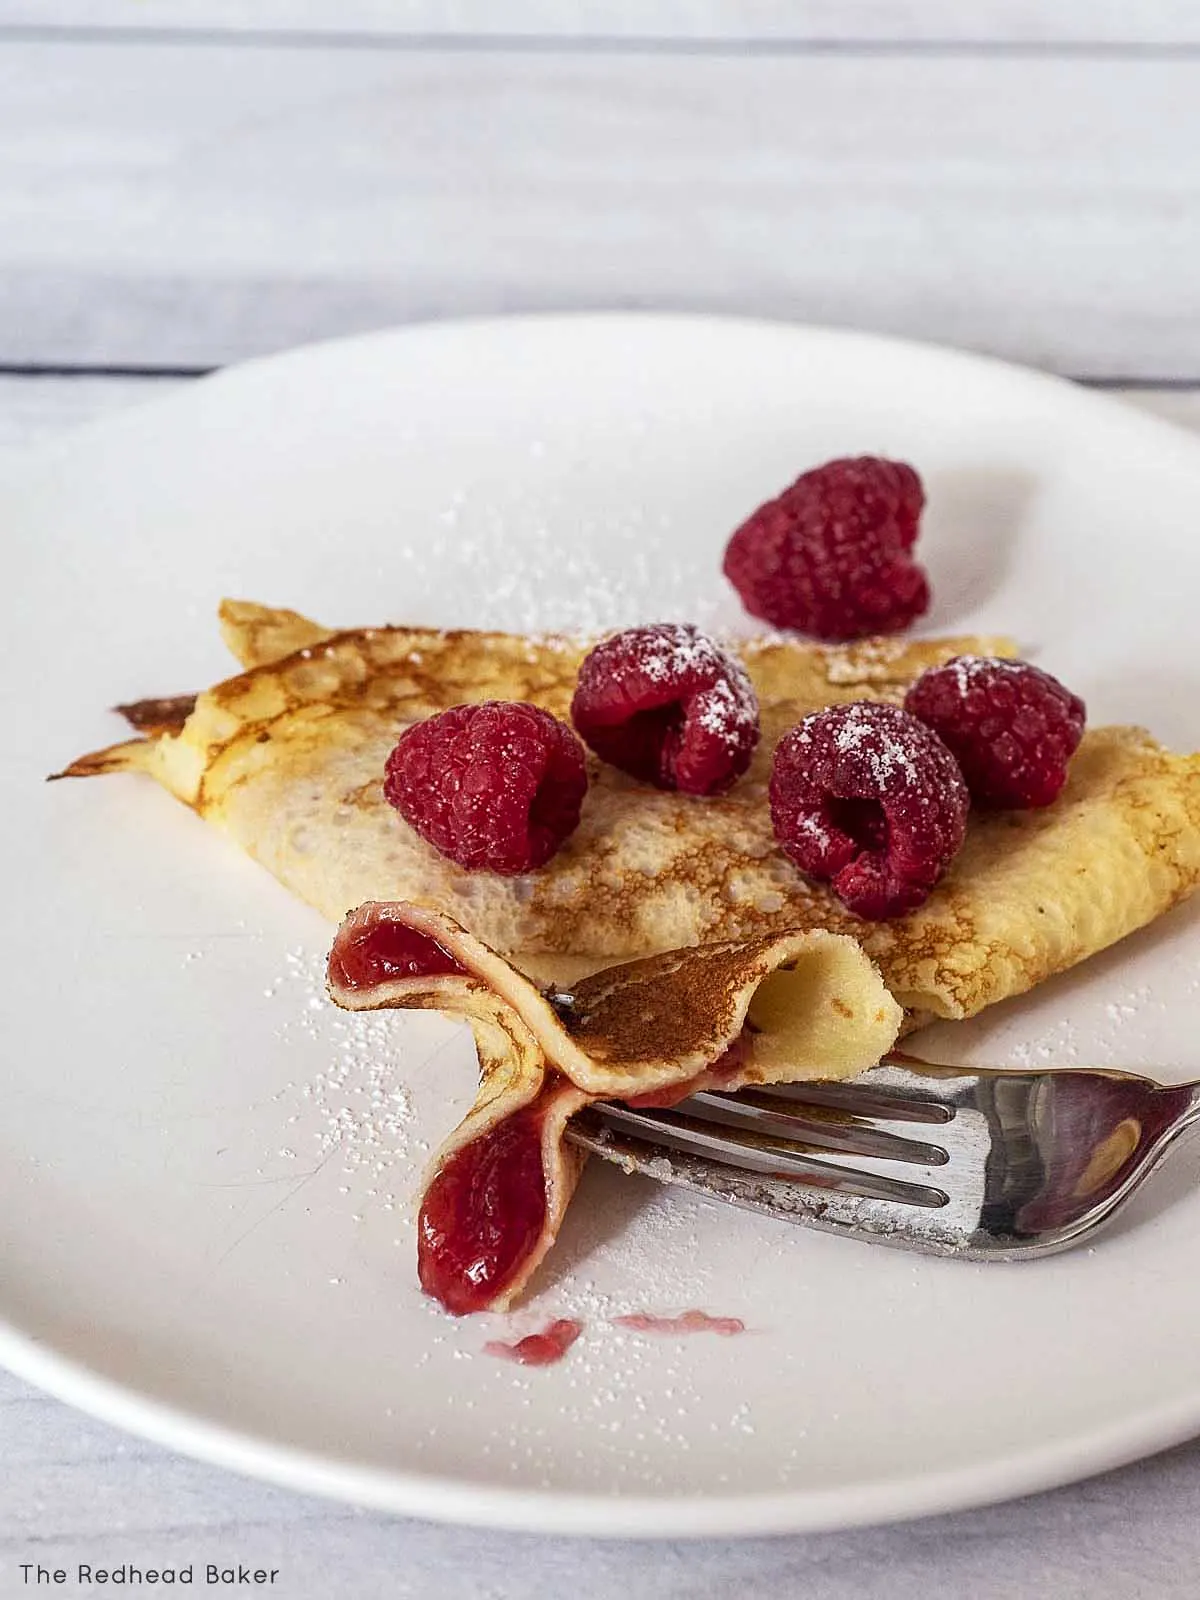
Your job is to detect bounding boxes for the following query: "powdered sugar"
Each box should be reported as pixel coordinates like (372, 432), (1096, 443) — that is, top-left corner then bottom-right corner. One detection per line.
(790, 808), (839, 853)
(944, 653), (1021, 699)
(824, 636), (920, 685)
(631, 624), (759, 746)
(1003, 1018), (1082, 1070)
(695, 666), (759, 751)
(772, 700), (969, 916)
(265, 947), (416, 1200)
(573, 621), (759, 793)
(424, 481), (729, 637)
(635, 621), (718, 685)
(830, 701), (922, 787)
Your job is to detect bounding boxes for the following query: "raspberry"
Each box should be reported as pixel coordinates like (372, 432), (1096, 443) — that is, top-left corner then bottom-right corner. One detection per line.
(904, 656), (1086, 809)
(384, 701), (587, 875)
(769, 701), (968, 919)
(570, 623), (759, 796)
(723, 456), (929, 641)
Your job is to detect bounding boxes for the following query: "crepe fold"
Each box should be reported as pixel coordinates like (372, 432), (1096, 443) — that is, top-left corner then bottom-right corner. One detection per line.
(326, 901), (902, 1313)
(59, 600), (1200, 1022)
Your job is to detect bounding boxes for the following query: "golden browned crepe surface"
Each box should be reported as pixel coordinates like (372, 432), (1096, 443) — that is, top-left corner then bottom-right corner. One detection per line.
(60, 601), (1200, 1021)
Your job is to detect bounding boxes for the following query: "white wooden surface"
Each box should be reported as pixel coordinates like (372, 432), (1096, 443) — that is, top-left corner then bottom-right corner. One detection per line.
(4, 2), (1200, 44)
(3, 40), (1200, 374)
(6, 8), (1200, 1597)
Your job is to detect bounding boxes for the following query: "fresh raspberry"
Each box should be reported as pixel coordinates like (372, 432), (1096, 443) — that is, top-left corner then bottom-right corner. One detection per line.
(723, 456), (929, 641)
(904, 656), (1086, 809)
(384, 701), (587, 875)
(570, 623), (760, 796)
(769, 701), (968, 919)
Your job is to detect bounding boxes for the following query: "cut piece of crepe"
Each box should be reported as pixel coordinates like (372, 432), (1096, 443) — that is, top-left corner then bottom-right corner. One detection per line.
(326, 901), (902, 1313)
(58, 601), (1200, 1020)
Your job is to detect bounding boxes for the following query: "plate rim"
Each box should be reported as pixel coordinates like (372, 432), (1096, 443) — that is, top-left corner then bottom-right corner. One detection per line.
(4, 1309), (1200, 1538)
(7, 309), (1200, 1538)
(7, 309), (1200, 482)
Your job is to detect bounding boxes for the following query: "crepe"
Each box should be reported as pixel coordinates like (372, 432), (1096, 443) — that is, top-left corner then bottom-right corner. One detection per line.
(59, 600), (1200, 1020)
(326, 900), (902, 1313)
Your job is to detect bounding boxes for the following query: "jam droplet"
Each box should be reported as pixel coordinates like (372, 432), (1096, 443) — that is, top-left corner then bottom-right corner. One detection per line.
(418, 1108), (548, 1315)
(483, 1318), (583, 1366)
(329, 911), (467, 990)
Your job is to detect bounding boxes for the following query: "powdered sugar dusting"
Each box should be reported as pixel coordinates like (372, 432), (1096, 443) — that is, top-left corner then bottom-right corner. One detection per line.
(633, 623), (759, 747)
(791, 808), (839, 853)
(574, 621), (760, 790)
(635, 621), (718, 686)
(264, 947), (416, 1202)
(424, 481), (729, 636)
(823, 636), (918, 685)
(1003, 1017), (1082, 1069)
(945, 653), (1022, 699)
(695, 665), (758, 751)
(829, 701), (921, 787)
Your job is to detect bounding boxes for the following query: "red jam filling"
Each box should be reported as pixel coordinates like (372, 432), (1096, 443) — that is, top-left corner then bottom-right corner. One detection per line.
(418, 1107), (549, 1315)
(328, 912), (467, 991)
(625, 1079), (707, 1110)
(483, 1318), (583, 1366)
(613, 1310), (746, 1336)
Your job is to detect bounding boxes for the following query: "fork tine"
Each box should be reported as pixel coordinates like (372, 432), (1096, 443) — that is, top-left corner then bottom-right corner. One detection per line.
(754, 1071), (956, 1125)
(687, 1089), (950, 1166)
(589, 1103), (950, 1209)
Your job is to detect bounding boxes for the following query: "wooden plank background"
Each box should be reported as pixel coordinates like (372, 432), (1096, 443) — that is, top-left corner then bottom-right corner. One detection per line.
(4, 2), (1200, 44)
(1, 23), (1199, 377)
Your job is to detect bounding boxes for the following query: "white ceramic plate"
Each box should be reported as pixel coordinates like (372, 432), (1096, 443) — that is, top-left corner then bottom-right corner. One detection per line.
(5, 315), (1200, 1539)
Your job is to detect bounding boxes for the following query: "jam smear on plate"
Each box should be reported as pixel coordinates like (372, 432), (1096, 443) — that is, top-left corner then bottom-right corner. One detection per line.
(614, 1310), (746, 1336)
(483, 1318), (583, 1366)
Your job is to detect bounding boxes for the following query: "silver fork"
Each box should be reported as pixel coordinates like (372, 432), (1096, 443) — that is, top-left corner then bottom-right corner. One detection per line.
(567, 1054), (1200, 1260)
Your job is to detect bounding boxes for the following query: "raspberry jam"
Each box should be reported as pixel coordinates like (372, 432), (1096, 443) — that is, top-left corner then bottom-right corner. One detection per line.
(613, 1310), (746, 1336)
(483, 1318), (583, 1366)
(418, 1108), (548, 1315)
(328, 911), (467, 991)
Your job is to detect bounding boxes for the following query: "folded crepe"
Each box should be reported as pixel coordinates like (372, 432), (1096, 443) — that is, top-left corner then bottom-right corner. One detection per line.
(59, 600), (1200, 1022)
(326, 900), (902, 1313)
